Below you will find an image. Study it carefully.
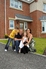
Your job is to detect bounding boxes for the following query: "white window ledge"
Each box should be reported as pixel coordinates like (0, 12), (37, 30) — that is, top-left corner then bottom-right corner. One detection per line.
(43, 11), (46, 13)
(41, 32), (46, 34)
(9, 6), (23, 11)
(9, 28), (14, 30)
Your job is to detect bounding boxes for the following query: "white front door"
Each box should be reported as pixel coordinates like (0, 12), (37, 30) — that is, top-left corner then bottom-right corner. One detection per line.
(20, 23), (24, 29)
(20, 22), (28, 30)
(24, 22), (28, 30)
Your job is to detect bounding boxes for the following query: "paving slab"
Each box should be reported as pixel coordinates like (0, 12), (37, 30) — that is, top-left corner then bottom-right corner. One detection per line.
(0, 43), (46, 69)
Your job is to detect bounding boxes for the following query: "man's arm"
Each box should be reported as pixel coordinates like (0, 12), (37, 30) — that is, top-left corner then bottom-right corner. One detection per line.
(14, 38), (22, 41)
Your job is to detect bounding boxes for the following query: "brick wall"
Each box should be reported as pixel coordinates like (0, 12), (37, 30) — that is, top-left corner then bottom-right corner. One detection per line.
(0, 0), (5, 38)
(30, 10), (46, 38)
(0, 0), (46, 38)
(0, 0), (30, 38)
(6, 0), (30, 35)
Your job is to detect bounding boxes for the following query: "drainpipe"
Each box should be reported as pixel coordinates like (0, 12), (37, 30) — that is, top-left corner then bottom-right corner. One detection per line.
(5, 0), (7, 34)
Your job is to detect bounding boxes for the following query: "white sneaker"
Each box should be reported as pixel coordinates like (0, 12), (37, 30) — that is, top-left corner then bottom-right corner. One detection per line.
(14, 49), (16, 52)
(5, 49), (7, 52)
(19, 49), (21, 53)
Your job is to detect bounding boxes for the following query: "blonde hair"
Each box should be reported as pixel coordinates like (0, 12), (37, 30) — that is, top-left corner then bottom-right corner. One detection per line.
(23, 31), (27, 37)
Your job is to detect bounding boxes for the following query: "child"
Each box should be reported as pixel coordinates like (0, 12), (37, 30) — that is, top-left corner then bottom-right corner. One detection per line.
(5, 26), (19, 51)
(19, 31), (29, 53)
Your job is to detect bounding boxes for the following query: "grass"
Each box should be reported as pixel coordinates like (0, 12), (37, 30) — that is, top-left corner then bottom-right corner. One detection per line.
(0, 39), (12, 46)
(34, 38), (46, 54)
(0, 38), (46, 55)
(0, 39), (7, 44)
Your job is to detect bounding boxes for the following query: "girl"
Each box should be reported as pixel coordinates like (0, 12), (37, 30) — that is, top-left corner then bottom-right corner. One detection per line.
(19, 31), (29, 54)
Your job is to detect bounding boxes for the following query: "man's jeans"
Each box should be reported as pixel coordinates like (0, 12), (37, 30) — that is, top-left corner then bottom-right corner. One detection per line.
(14, 40), (20, 52)
(5, 37), (15, 50)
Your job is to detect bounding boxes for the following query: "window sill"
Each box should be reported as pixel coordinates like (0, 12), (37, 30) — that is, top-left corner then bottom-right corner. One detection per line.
(43, 11), (46, 13)
(9, 28), (14, 30)
(9, 6), (23, 11)
(41, 32), (46, 34)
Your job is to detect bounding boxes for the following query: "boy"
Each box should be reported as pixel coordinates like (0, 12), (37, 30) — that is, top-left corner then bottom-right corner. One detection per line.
(5, 27), (19, 51)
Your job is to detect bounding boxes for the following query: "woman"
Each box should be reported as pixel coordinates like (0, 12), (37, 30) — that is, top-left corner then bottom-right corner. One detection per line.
(27, 29), (36, 52)
(27, 29), (33, 45)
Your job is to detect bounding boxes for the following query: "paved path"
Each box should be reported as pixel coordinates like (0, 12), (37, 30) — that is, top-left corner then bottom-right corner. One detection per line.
(0, 43), (46, 69)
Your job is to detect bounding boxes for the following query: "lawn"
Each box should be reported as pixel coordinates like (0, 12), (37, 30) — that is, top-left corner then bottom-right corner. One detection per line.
(0, 38), (46, 55)
(0, 39), (7, 44)
(34, 38), (46, 54)
(0, 39), (11, 46)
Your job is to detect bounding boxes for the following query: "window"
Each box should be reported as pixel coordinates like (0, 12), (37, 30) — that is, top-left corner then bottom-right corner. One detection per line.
(20, 23), (24, 29)
(20, 22), (28, 30)
(42, 21), (46, 33)
(10, 0), (22, 10)
(43, 3), (46, 12)
(9, 20), (14, 29)
(24, 22), (28, 30)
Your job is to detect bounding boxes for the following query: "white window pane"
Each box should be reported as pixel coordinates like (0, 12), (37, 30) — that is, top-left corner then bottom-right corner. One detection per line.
(43, 3), (46, 12)
(43, 4), (45, 11)
(45, 5), (46, 11)
(18, 2), (22, 9)
(9, 20), (14, 29)
(10, 0), (22, 10)
(42, 21), (46, 32)
(42, 22), (45, 32)
(44, 22), (46, 32)
(10, 22), (13, 27)
(42, 22), (43, 27)
(14, 0), (18, 8)
(10, 0), (14, 7)
(45, 24), (46, 32)
(20, 23), (23, 29)
(24, 22), (28, 30)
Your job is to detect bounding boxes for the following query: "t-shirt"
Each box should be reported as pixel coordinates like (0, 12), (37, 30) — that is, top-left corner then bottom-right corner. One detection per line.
(9, 29), (19, 39)
(15, 33), (22, 39)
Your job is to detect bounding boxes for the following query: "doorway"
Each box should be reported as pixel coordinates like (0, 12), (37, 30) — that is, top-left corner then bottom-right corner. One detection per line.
(20, 22), (28, 30)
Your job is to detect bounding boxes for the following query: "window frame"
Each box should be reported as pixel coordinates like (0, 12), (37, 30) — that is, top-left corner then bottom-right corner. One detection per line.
(24, 22), (28, 30)
(43, 3), (46, 13)
(9, 19), (14, 30)
(10, 0), (22, 10)
(20, 22), (28, 30)
(41, 21), (46, 33)
(20, 23), (24, 29)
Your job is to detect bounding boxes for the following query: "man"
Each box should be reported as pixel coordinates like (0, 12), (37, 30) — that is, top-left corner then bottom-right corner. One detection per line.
(14, 29), (23, 53)
(5, 27), (19, 51)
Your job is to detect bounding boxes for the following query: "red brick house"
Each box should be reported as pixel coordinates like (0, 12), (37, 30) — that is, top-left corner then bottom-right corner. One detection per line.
(0, 0), (46, 38)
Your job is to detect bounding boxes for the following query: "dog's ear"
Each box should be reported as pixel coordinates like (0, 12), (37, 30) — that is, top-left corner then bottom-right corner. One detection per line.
(23, 41), (27, 44)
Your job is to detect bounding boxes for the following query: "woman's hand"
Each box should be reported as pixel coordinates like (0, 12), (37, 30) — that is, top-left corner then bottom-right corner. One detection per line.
(14, 38), (22, 41)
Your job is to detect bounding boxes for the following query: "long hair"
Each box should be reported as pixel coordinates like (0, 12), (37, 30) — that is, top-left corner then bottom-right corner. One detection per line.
(23, 30), (27, 37)
(30, 29), (32, 33)
(27, 29), (32, 33)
